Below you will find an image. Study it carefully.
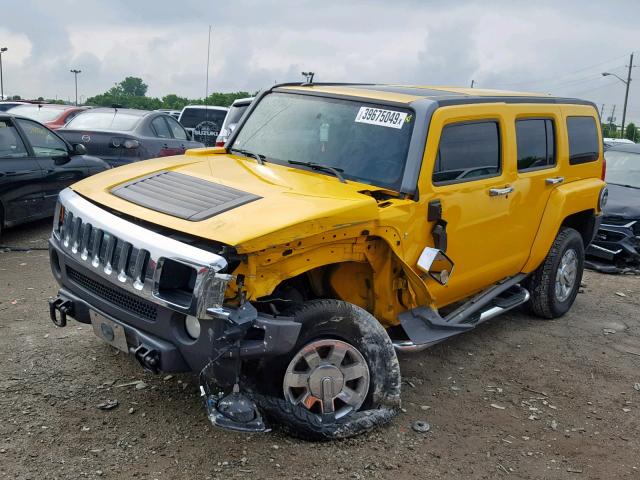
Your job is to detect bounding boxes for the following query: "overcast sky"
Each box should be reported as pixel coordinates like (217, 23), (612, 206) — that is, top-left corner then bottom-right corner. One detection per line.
(1, 0), (639, 124)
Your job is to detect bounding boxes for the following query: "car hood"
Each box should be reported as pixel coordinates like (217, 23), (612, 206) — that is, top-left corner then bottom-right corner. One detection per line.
(603, 183), (640, 220)
(70, 151), (382, 251)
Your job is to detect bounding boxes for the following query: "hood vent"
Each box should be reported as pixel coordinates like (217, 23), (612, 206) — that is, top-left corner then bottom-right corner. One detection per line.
(111, 170), (261, 221)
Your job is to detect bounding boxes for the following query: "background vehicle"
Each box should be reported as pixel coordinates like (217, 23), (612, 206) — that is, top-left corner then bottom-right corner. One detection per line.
(0, 101), (27, 112)
(155, 109), (181, 120)
(215, 97), (254, 146)
(586, 143), (640, 271)
(8, 104), (89, 130)
(58, 108), (203, 167)
(178, 105), (228, 147)
(0, 113), (108, 238)
(48, 83), (605, 440)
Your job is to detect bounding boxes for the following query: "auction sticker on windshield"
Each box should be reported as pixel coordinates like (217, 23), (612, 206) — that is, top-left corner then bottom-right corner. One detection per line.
(355, 107), (408, 129)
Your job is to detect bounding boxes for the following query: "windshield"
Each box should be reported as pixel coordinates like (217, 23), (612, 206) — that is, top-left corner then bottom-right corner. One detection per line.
(605, 150), (640, 188)
(179, 108), (227, 129)
(66, 111), (141, 131)
(232, 93), (414, 190)
(10, 105), (64, 122)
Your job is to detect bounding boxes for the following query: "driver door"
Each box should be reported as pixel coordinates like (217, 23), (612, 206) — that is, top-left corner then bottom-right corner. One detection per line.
(419, 105), (523, 307)
(15, 118), (88, 214)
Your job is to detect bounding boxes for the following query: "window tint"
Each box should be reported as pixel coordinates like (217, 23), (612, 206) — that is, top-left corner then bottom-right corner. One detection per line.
(433, 121), (500, 185)
(165, 116), (187, 140)
(151, 117), (171, 138)
(0, 120), (28, 158)
(567, 116), (599, 164)
(16, 119), (68, 157)
(516, 119), (555, 171)
(179, 108), (227, 129)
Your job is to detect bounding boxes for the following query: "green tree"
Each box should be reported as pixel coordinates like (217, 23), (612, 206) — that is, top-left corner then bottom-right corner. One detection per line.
(119, 77), (148, 97)
(624, 122), (637, 142)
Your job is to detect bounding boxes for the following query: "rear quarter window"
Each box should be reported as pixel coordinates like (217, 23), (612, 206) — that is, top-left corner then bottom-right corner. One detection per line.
(567, 116), (599, 165)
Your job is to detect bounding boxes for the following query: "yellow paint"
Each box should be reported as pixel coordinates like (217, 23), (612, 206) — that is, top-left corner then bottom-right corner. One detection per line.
(71, 92), (603, 327)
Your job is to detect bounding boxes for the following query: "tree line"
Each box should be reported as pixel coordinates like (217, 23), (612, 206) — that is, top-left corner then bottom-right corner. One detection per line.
(84, 76), (252, 110)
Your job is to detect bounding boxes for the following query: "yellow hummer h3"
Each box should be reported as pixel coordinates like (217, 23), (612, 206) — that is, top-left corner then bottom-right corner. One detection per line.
(48, 83), (607, 439)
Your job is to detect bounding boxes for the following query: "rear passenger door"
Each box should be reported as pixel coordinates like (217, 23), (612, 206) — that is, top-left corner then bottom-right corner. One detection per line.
(508, 106), (564, 269)
(150, 116), (182, 157)
(0, 118), (44, 224)
(165, 116), (192, 152)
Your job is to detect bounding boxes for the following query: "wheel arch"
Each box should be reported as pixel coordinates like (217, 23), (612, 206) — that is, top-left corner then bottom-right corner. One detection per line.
(522, 178), (603, 273)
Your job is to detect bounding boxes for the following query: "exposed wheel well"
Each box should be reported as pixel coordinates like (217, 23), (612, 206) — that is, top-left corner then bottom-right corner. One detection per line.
(561, 210), (596, 247)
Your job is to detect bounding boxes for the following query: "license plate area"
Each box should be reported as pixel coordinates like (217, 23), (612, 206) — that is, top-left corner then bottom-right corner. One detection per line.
(90, 310), (129, 352)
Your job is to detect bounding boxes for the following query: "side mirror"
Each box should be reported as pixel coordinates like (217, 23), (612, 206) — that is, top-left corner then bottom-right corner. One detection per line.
(417, 247), (454, 285)
(72, 143), (87, 155)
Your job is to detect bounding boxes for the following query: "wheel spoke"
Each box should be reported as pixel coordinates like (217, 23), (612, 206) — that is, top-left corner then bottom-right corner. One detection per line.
(342, 363), (368, 381)
(302, 349), (322, 369)
(337, 387), (359, 407)
(327, 343), (347, 366)
(286, 372), (309, 388)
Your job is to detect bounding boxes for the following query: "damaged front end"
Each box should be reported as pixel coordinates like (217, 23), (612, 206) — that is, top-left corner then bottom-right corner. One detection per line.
(586, 218), (640, 273)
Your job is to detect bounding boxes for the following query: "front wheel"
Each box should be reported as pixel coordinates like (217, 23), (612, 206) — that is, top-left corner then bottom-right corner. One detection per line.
(525, 227), (585, 319)
(255, 299), (401, 440)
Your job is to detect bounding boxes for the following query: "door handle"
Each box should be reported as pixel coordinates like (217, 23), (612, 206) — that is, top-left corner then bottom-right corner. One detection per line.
(488, 186), (514, 196)
(545, 176), (564, 185)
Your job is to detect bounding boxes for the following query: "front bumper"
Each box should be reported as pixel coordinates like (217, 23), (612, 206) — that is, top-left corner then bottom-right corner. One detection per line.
(49, 188), (300, 377)
(586, 218), (640, 272)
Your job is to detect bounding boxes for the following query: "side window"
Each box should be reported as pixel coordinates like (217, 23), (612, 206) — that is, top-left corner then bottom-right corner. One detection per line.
(15, 118), (67, 157)
(0, 120), (29, 158)
(165, 116), (188, 140)
(433, 121), (501, 185)
(567, 116), (599, 164)
(516, 119), (555, 171)
(151, 117), (172, 138)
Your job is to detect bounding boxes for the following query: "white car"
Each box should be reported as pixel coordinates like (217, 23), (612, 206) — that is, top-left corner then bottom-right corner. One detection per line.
(177, 105), (228, 147)
(215, 97), (255, 147)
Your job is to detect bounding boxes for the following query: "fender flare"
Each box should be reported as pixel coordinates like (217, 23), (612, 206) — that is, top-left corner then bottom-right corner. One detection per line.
(522, 178), (604, 273)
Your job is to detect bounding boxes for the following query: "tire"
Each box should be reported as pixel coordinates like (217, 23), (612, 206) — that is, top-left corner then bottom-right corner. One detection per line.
(525, 227), (585, 319)
(254, 299), (401, 440)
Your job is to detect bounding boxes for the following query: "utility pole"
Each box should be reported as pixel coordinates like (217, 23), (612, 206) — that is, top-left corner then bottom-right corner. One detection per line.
(621, 53), (634, 139)
(600, 103), (605, 119)
(0, 47), (7, 101)
(470, 79), (475, 88)
(70, 69), (81, 106)
(608, 105), (616, 136)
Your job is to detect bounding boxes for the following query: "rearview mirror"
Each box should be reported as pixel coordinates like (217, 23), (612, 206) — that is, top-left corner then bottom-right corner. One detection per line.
(417, 247), (454, 285)
(72, 143), (87, 155)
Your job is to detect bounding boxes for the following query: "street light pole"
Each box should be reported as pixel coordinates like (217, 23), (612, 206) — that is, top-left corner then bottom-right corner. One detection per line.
(603, 53), (635, 139)
(70, 69), (81, 106)
(0, 47), (8, 101)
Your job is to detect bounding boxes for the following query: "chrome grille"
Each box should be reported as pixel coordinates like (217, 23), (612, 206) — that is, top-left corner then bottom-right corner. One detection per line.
(59, 209), (149, 292)
(53, 188), (230, 317)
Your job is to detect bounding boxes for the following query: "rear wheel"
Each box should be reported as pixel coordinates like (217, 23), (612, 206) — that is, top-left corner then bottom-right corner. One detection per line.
(254, 299), (401, 440)
(526, 227), (584, 319)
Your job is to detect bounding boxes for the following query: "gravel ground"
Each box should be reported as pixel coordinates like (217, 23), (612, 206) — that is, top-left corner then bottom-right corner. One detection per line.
(1, 219), (639, 480)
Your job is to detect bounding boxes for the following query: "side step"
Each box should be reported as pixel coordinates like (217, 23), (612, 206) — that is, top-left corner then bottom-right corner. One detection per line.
(396, 277), (530, 351)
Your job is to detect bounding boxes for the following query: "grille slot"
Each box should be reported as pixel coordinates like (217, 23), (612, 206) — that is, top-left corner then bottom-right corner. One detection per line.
(110, 170), (261, 221)
(67, 266), (158, 321)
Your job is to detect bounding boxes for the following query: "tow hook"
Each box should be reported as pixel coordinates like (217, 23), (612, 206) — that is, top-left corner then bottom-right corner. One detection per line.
(131, 344), (160, 373)
(48, 296), (74, 327)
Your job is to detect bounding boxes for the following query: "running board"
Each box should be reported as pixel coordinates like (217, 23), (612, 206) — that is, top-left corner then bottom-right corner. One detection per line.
(396, 275), (530, 351)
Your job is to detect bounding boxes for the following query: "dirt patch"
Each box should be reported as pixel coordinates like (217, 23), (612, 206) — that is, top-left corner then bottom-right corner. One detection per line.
(1, 220), (639, 479)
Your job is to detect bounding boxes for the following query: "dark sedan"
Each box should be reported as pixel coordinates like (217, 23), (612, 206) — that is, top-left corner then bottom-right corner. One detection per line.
(58, 108), (204, 167)
(586, 143), (640, 272)
(0, 113), (109, 238)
